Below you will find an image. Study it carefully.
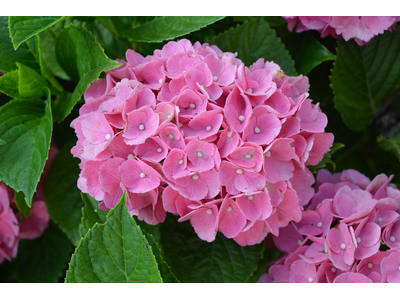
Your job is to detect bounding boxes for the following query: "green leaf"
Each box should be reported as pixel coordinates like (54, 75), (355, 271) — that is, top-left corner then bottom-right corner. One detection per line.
(143, 231), (179, 283)
(0, 16), (39, 73)
(53, 24), (121, 121)
(0, 139), (5, 145)
(3, 221), (73, 283)
(123, 16), (225, 43)
(65, 194), (162, 283)
(377, 124), (400, 161)
(0, 70), (19, 98)
(209, 17), (296, 75)
(308, 142), (345, 174)
(44, 141), (85, 246)
(331, 29), (400, 131)
(283, 31), (335, 75)
(15, 191), (32, 218)
(9, 16), (68, 50)
(159, 215), (264, 283)
(78, 193), (107, 239)
(0, 90), (52, 207)
(17, 62), (49, 98)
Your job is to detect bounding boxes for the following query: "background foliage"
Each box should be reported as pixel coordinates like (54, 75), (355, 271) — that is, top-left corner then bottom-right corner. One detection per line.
(1, 16), (400, 283)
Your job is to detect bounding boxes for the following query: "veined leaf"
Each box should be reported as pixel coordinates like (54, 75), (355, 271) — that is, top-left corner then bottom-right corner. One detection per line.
(0, 90), (52, 207)
(65, 194), (162, 283)
(331, 29), (400, 131)
(209, 17), (296, 75)
(78, 193), (107, 239)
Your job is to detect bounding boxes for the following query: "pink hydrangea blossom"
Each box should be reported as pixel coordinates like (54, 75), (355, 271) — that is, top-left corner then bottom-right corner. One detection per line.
(71, 39), (333, 245)
(259, 169), (400, 283)
(284, 16), (400, 45)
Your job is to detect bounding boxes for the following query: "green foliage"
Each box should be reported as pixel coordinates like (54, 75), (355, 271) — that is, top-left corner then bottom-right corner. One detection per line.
(9, 16), (68, 50)
(53, 24), (121, 121)
(78, 193), (107, 239)
(159, 215), (264, 283)
(14, 191), (32, 218)
(377, 124), (400, 161)
(283, 31), (335, 75)
(123, 16), (225, 43)
(0, 91), (52, 207)
(209, 17), (296, 75)
(0, 70), (20, 98)
(44, 141), (85, 246)
(0, 222), (73, 283)
(331, 29), (400, 131)
(65, 194), (162, 283)
(0, 16), (39, 73)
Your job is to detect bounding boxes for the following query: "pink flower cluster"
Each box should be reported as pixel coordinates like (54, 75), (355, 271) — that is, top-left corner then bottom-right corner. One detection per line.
(71, 39), (333, 245)
(259, 169), (400, 283)
(0, 146), (55, 264)
(283, 16), (399, 46)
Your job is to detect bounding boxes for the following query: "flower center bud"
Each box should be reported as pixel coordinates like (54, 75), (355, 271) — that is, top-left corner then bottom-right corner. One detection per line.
(247, 195), (254, 200)
(206, 125), (212, 132)
(357, 237), (361, 244)
(298, 239), (302, 245)
(331, 267), (336, 273)
(139, 124), (145, 131)
(158, 78), (163, 84)
(227, 206), (233, 212)
(377, 217), (383, 223)
(189, 103), (196, 109)
(340, 243), (346, 250)
(265, 151), (271, 158)
(213, 76), (218, 81)
(206, 208), (213, 215)
(178, 159), (184, 165)
(308, 277), (314, 283)
(238, 115), (245, 122)
(196, 151), (203, 158)
(192, 174), (199, 180)
(236, 168), (243, 174)
(317, 222), (323, 228)
(367, 263), (374, 269)
(296, 116), (301, 122)
(157, 148), (163, 153)
(105, 133), (112, 140)
(140, 172), (146, 178)
(390, 236), (396, 242)
(245, 153), (252, 159)
(168, 133), (174, 140)
(254, 127), (261, 134)
(247, 88), (253, 93)
(179, 122), (183, 128)
(227, 131), (233, 138)
(127, 154), (134, 160)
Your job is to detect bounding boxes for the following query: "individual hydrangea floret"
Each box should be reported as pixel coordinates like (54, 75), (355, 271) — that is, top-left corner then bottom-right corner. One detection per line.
(71, 39), (333, 245)
(259, 169), (400, 283)
(283, 16), (400, 46)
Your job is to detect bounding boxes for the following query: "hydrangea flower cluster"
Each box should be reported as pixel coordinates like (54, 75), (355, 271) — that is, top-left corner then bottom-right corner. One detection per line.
(0, 146), (55, 264)
(259, 169), (400, 283)
(71, 39), (333, 245)
(283, 16), (400, 46)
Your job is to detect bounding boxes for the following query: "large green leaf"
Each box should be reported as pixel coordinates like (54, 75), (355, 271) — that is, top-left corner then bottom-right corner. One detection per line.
(78, 193), (107, 239)
(283, 31), (335, 75)
(0, 16), (39, 73)
(44, 141), (85, 246)
(65, 194), (162, 283)
(123, 16), (225, 43)
(331, 29), (400, 131)
(209, 17), (296, 75)
(53, 24), (121, 121)
(159, 215), (264, 283)
(0, 91), (52, 207)
(14, 191), (32, 218)
(8, 16), (67, 50)
(1, 221), (73, 283)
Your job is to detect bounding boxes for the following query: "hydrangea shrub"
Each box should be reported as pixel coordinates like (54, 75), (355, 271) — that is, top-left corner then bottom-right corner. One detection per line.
(259, 169), (400, 283)
(70, 39), (333, 245)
